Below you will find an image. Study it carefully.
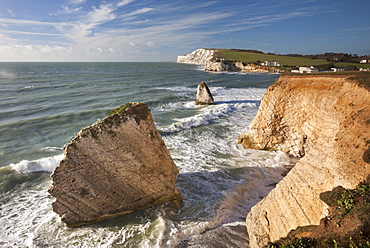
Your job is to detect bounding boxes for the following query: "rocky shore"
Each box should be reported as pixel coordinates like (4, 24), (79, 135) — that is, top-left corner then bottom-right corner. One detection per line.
(48, 54), (370, 247)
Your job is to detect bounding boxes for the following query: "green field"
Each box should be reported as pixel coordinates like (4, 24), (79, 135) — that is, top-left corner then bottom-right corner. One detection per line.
(216, 49), (370, 69)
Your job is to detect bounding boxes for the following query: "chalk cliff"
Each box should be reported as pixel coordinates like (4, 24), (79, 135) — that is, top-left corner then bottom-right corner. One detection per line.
(177, 48), (215, 65)
(49, 102), (182, 227)
(238, 75), (370, 247)
(177, 48), (281, 73)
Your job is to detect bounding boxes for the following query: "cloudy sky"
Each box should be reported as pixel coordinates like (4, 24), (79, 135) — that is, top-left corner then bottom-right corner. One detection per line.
(0, 0), (369, 61)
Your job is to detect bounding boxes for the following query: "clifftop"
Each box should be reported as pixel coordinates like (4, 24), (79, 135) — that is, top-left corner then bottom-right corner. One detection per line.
(239, 75), (370, 247)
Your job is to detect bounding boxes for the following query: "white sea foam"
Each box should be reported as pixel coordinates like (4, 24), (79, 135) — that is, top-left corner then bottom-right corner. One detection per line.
(10, 154), (63, 173)
(161, 102), (255, 133)
(41, 146), (63, 152)
(155, 86), (194, 92)
(0, 71), (17, 79)
(0, 62), (283, 247)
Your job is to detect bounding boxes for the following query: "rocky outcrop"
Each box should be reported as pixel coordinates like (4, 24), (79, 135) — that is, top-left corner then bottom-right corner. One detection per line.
(238, 75), (370, 247)
(204, 60), (242, 72)
(177, 48), (215, 65)
(195, 82), (214, 105)
(205, 61), (281, 73)
(49, 102), (182, 227)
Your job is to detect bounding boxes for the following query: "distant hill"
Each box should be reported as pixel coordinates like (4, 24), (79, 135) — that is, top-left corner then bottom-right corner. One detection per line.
(215, 49), (370, 69)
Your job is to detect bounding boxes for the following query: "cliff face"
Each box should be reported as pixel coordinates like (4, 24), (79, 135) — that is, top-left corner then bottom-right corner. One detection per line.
(177, 48), (215, 65)
(49, 103), (182, 227)
(177, 48), (281, 73)
(239, 75), (370, 247)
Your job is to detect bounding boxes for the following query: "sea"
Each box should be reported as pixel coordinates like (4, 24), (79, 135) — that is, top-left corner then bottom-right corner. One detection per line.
(0, 62), (296, 247)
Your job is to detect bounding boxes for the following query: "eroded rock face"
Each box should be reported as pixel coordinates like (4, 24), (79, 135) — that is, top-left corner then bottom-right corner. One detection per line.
(195, 82), (214, 105)
(177, 49), (215, 65)
(239, 75), (370, 247)
(49, 102), (182, 227)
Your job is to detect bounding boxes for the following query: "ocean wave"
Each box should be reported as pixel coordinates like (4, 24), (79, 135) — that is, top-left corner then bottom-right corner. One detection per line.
(154, 86), (194, 92)
(160, 102), (255, 133)
(10, 154), (63, 173)
(0, 71), (17, 79)
(41, 146), (64, 152)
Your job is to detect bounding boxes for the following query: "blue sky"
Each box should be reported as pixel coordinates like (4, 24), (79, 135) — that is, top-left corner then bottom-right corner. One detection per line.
(0, 0), (369, 61)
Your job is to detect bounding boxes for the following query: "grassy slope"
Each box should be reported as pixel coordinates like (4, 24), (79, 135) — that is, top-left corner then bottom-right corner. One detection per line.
(268, 181), (370, 248)
(216, 49), (370, 69)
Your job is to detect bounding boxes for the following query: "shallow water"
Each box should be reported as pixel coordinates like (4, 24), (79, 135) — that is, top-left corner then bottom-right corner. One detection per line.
(0, 62), (293, 247)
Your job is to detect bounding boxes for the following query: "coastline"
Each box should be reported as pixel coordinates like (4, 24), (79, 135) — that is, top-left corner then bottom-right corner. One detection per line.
(178, 51), (370, 247)
(177, 48), (283, 74)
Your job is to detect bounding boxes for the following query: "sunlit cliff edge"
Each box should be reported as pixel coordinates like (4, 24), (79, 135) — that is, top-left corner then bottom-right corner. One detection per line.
(238, 75), (370, 247)
(177, 48), (279, 73)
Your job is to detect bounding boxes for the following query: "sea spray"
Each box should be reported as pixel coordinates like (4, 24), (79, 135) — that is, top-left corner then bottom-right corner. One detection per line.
(0, 62), (280, 247)
(10, 154), (63, 173)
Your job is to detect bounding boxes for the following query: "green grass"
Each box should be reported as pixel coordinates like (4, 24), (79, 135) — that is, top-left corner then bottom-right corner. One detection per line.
(108, 103), (133, 117)
(217, 49), (327, 67)
(269, 180), (370, 248)
(216, 49), (370, 69)
(348, 73), (370, 89)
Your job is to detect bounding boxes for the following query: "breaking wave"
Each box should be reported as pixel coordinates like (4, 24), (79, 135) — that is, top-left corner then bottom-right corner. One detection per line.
(10, 154), (63, 173)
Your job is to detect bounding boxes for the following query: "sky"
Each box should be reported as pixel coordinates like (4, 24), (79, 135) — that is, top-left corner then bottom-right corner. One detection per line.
(0, 0), (369, 62)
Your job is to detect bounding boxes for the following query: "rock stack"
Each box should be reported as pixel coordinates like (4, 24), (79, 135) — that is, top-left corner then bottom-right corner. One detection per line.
(195, 82), (215, 105)
(49, 102), (182, 227)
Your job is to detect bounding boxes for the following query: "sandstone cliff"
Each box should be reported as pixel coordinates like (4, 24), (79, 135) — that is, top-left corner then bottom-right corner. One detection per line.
(238, 75), (370, 247)
(195, 81), (214, 105)
(49, 102), (182, 227)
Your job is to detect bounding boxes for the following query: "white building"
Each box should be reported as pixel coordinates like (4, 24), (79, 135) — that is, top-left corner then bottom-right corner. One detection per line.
(331, 67), (346, 72)
(297, 66), (319, 73)
(261, 60), (280, 67)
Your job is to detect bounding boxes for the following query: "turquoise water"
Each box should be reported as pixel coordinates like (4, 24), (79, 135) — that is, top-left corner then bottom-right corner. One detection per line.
(0, 62), (293, 247)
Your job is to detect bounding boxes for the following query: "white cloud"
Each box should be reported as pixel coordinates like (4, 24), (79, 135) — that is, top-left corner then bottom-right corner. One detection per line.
(58, 6), (83, 14)
(6, 8), (16, 18)
(68, 0), (87, 5)
(0, 44), (74, 61)
(146, 41), (155, 47)
(118, 0), (136, 7)
(89, 4), (116, 23)
(0, 29), (62, 37)
(121, 8), (153, 18)
(0, 17), (60, 26)
(126, 41), (137, 46)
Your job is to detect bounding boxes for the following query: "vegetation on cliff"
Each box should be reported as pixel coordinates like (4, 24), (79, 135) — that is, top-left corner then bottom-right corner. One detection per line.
(267, 179), (370, 248)
(108, 102), (134, 116)
(214, 49), (370, 70)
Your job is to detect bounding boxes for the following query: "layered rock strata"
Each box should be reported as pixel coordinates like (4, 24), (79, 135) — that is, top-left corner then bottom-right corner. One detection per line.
(195, 82), (214, 105)
(238, 75), (370, 247)
(49, 102), (182, 227)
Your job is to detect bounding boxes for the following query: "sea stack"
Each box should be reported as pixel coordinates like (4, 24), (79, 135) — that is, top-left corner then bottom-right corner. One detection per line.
(48, 102), (183, 227)
(195, 82), (215, 105)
